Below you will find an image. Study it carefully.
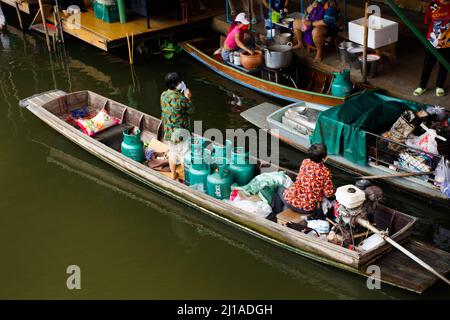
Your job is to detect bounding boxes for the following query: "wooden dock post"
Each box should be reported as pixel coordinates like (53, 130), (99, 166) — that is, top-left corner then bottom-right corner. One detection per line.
(362, 1), (369, 84)
(37, 0), (52, 52)
(14, 1), (23, 30)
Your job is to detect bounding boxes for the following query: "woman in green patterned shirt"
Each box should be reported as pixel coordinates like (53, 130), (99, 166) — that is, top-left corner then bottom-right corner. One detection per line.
(161, 72), (194, 180)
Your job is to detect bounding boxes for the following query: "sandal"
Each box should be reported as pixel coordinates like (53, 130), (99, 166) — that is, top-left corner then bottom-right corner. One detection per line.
(436, 87), (446, 97)
(413, 87), (427, 96)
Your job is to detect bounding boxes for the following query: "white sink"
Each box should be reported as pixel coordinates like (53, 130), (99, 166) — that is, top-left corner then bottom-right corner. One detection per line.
(348, 16), (399, 49)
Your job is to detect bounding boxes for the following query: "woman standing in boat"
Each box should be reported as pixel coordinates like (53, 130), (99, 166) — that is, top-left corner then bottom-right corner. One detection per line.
(273, 143), (335, 218)
(161, 72), (194, 180)
(221, 12), (255, 63)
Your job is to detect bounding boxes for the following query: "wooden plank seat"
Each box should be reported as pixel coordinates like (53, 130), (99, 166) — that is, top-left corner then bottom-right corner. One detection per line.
(276, 209), (309, 226)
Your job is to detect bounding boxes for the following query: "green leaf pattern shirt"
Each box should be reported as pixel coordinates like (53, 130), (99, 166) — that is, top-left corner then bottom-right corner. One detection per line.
(160, 89), (194, 143)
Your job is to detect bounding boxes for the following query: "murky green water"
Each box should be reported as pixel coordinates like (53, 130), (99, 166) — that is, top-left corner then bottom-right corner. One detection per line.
(0, 26), (449, 299)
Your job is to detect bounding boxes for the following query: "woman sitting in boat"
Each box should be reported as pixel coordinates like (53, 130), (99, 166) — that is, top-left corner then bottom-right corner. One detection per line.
(221, 12), (255, 63)
(272, 143), (335, 219)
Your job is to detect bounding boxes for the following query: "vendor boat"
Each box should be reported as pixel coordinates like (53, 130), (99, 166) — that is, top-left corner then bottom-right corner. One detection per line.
(21, 90), (450, 293)
(241, 91), (449, 202)
(179, 37), (370, 106)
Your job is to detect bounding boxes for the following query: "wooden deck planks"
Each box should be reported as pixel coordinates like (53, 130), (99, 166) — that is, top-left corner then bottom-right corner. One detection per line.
(51, 3), (224, 51)
(1, 0), (32, 14)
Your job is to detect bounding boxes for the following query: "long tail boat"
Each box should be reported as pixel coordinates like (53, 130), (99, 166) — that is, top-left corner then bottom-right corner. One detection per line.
(241, 92), (449, 202)
(20, 90), (450, 293)
(179, 37), (370, 106)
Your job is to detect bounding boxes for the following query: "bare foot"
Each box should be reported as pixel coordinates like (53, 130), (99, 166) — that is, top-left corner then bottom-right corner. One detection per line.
(171, 172), (179, 180)
(313, 54), (323, 63)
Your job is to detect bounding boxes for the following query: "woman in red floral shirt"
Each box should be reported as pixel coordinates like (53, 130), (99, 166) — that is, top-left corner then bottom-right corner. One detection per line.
(272, 144), (335, 218)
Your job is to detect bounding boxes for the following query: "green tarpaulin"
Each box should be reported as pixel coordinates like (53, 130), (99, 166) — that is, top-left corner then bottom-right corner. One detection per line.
(310, 91), (423, 166)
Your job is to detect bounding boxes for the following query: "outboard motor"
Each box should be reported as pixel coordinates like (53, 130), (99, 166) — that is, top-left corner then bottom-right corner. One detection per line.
(336, 185), (367, 227)
(335, 184), (384, 228)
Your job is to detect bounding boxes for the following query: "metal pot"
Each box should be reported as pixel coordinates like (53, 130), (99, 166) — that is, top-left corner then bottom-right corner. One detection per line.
(276, 32), (292, 45)
(264, 43), (293, 69)
(347, 46), (364, 69)
(338, 41), (356, 64)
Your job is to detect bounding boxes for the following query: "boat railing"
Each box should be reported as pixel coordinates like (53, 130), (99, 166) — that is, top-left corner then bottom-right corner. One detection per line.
(365, 131), (444, 184)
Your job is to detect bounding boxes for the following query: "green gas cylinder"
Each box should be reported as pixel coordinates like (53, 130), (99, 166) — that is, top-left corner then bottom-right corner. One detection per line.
(229, 147), (255, 186)
(184, 137), (208, 186)
(207, 157), (234, 200)
(188, 155), (210, 193)
(211, 140), (232, 161)
(331, 69), (352, 97)
(121, 128), (144, 162)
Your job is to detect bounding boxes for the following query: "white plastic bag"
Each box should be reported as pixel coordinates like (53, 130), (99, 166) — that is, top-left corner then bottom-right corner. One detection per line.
(224, 199), (273, 218)
(435, 158), (450, 198)
(406, 124), (443, 155)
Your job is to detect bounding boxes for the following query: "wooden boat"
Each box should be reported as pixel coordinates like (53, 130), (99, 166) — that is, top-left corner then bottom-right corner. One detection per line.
(21, 90), (450, 293)
(241, 98), (449, 202)
(179, 37), (369, 106)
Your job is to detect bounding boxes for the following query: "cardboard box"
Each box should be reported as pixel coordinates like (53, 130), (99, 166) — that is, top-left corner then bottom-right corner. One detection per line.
(276, 209), (308, 226)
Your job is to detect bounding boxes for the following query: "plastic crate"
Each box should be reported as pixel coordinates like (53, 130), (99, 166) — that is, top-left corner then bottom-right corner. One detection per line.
(93, 1), (119, 23)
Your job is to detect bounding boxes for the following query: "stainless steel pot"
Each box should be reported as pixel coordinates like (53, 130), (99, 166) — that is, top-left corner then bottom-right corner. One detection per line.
(264, 43), (293, 69)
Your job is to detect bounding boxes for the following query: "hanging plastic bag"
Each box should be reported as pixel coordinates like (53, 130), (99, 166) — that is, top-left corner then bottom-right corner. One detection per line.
(434, 158), (450, 198)
(406, 124), (445, 156)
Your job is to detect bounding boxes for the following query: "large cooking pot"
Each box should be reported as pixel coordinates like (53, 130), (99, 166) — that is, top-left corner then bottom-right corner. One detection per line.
(264, 43), (293, 69)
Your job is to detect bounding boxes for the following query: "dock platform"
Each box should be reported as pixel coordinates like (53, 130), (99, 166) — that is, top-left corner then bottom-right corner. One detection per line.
(49, 2), (224, 51)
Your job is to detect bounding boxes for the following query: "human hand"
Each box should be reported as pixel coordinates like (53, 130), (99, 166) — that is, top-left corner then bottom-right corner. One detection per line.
(283, 8), (289, 13)
(247, 49), (255, 55)
(185, 88), (192, 100)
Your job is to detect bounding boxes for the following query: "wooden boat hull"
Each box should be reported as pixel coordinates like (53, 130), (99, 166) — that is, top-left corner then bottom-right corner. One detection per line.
(21, 90), (450, 294)
(179, 38), (362, 106)
(241, 102), (449, 202)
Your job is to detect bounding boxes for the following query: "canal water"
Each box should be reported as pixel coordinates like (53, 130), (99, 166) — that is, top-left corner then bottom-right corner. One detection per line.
(0, 26), (449, 299)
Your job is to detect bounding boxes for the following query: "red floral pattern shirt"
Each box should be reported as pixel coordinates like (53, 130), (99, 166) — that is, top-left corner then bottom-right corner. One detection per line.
(283, 159), (335, 212)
